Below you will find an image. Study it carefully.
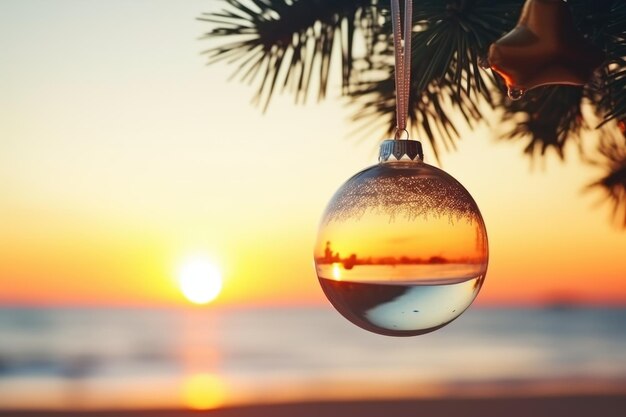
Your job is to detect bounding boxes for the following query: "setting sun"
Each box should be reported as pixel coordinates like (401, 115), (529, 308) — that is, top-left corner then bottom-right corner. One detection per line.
(178, 259), (223, 305)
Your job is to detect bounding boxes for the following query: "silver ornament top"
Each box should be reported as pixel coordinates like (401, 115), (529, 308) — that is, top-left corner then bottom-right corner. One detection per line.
(379, 139), (424, 163)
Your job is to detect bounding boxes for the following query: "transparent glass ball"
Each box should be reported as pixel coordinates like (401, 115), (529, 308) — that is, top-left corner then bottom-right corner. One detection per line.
(314, 140), (488, 336)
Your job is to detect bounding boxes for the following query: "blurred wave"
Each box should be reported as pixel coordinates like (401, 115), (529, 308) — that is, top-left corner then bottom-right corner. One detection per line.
(0, 307), (625, 409)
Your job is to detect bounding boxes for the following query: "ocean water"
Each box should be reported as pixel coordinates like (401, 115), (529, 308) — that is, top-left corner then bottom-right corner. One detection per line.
(0, 307), (625, 409)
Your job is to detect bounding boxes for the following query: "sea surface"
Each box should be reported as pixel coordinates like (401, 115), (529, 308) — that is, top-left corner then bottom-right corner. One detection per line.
(0, 307), (625, 409)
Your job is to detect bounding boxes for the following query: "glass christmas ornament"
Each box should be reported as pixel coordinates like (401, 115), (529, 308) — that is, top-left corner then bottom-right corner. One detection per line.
(314, 140), (488, 336)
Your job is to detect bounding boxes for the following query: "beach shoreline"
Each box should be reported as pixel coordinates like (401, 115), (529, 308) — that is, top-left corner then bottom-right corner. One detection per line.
(2, 394), (625, 417)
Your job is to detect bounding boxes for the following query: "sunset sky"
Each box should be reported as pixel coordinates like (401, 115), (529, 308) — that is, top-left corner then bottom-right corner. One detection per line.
(1, 0), (625, 308)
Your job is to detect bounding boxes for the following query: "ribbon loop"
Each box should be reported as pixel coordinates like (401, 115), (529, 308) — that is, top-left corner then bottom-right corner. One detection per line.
(390, 0), (413, 138)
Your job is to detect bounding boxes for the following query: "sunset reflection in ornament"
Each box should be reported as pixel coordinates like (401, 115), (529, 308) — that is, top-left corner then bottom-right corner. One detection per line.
(315, 140), (488, 336)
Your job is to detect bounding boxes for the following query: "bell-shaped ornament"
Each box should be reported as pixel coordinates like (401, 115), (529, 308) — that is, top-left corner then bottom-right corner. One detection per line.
(314, 139), (488, 336)
(485, 0), (605, 99)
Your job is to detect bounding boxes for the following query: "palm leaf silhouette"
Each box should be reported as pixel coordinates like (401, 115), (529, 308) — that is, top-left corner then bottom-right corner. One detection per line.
(201, 0), (626, 227)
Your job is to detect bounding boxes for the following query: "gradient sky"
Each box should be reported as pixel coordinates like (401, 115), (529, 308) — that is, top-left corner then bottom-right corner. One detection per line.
(1, 0), (625, 308)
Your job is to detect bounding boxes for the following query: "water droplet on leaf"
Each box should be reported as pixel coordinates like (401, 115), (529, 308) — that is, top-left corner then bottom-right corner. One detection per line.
(507, 87), (526, 100)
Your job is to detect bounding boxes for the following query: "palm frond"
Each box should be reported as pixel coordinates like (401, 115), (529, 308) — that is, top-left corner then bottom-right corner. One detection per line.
(587, 130), (626, 227)
(199, 0), (381, 110)
(411, 0), (519, 100)
(500, 86), (585, 159)
(349, 0), (519, 159)
(591, 1), (626, 125)
(202, 0), (626, 228)
(349, 60), (483, 160)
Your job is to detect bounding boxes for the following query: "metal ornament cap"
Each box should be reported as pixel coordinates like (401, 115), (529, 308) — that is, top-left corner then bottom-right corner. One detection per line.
(379, 139), (424, 163)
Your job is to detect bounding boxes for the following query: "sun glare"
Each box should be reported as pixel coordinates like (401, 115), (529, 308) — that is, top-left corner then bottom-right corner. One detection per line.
(178, 259), (223, 305)
(182, 373), (225, 410)
(332, 263), (342, 280)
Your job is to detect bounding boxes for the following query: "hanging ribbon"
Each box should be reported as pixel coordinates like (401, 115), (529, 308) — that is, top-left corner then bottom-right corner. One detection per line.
(390, 0), (413, 140)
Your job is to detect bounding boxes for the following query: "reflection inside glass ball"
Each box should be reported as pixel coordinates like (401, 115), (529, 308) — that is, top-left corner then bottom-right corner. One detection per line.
(315, 159), (488, 336)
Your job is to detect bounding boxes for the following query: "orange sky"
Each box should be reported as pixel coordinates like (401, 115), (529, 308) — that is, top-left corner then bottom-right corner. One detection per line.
(1, 1), (625, 308)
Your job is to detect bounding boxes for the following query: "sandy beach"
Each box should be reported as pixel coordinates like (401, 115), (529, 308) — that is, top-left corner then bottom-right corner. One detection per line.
(3, 395), (626, 417)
